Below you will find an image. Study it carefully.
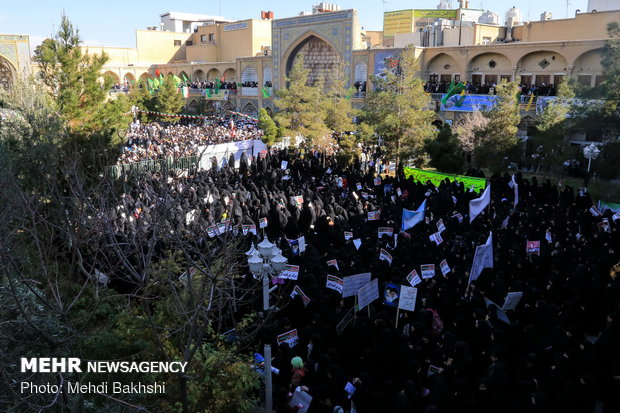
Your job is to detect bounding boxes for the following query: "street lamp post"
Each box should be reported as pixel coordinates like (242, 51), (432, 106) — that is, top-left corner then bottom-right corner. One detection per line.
(583, 143), (601, 173)
(247, 237), (288, 413)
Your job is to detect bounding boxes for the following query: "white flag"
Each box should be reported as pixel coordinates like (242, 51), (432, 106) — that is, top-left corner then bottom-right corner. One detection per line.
(401, 200), (426, 231)
(510, 175), (519, 209)
(468, 232), (493, 284)
(469, 185), (491, 223)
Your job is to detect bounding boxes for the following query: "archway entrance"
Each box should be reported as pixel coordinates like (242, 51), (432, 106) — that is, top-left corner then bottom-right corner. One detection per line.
(0, 57), (14, 90)
(286, 35), (342, 86)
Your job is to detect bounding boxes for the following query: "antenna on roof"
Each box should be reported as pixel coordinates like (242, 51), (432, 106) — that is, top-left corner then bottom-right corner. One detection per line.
(382, 0), (388, 12)
(565, 0), (571, 18)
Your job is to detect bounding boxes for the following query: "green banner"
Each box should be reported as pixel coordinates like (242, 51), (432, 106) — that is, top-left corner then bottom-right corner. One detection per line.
(599, 201), (620, 213)
(404, 167), (487, 192)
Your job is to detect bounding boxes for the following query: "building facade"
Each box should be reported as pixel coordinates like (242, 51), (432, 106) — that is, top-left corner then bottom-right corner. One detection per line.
(0, 34), (31, 90)
(2, 7), (618, 117)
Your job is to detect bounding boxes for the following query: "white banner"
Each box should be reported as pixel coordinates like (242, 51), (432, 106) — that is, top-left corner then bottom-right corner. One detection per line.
(197, 139), (267, 170)
(357, 279), (379, 311)
(342, 272), (372, 298)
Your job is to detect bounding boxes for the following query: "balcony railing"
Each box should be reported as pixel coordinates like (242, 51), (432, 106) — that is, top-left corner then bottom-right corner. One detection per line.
(241, 87), (259, 97)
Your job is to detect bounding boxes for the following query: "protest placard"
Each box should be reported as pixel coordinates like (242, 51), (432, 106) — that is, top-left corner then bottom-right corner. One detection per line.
(342, 272), (372, 298)
(280, 264), (300, 280)
(429, 232), (443, 246)
(290, 195), (304, 207)
(379, 248), (393, 265)
(344, 231), (353, 240)
(288, 238), (300, 256)
(327, 259), (339, 271)
(277, 329), (299, 347)
(398, 286), (418, 311)
(440, 259), (451, 275)
(378, 227), (394, 238)
(291, 285), (310, 307)
(502, 291), (523, 311)
(353, 239), (362, 250)
(407, 269), (422, 287)
(436, 219), (446, 233)
(217, 222), (227, 235)
(242, 224), (250, 235)
(368, 211), (380, 221)
(589, 206), (602, 217)
(259, 217), (268, 229)
(356, 183), (362, 191)
(357, 279), (379, 311)
(526, 240), (540, 256)
(207, 225), (217, 238)
(297, 236), (306, 253)
(289, 387), (312, 413)
(374, 177), (381, 186)
(326, 275), (344, 294)
(383, 283), (401, 307)
(598, 218), (611, 233)
(281, 160), (288, 170)
(336, 307), (355, 335)
(421, 264), (436, 279)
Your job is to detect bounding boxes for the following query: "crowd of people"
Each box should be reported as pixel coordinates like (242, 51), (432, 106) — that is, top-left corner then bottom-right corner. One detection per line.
(107, 146), (620, 413)
(116, 118), (261, 164)
(424, 80), (558, 97)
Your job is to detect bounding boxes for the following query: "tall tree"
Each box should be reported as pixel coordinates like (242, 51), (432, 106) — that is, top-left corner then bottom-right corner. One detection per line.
(360, 46), (435, 163)
(324, 62), (356, 136)
(455, 111), (489, 163)
(274, 54), (329, 147)
(473, 80), (521, 172)
(425, 124), (465, 173)
(257, 107), (278, 145)
(602, 22), (620, 108)
(531, 80), (577, 173)
(150, 75), (187, 119)
(34, 14), (129, 140)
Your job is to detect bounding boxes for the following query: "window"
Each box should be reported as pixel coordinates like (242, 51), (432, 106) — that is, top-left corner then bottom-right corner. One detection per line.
(482, 37), (492, 45)
(186, 41), (193, 46)
(208, 33), (215, 42)
(200, 35), (207, 43)
(594, 75), (606, 86)
(577, 75), (592, 87)
(174, 40), (182, 46)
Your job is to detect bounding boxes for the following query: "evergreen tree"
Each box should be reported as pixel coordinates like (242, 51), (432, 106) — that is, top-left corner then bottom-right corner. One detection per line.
(360, 46), (435, 163)
(602, 22), (620, 108)
(129, 80), (155, 122)
(35, 14), (129, 139)
(274, 54), (329, 147)
(324, 62), (356, 136)
(425, 124), (465, 173)
(258, 108), (278, 145)
(150, 75), (186, 120)
(531, 80), (577, 173)
(536, 80), (575, 133)
(473, 80), (521, 172)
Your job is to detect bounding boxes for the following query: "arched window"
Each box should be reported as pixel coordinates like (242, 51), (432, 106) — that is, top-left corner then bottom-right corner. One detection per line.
(0, 57), (13, 90)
